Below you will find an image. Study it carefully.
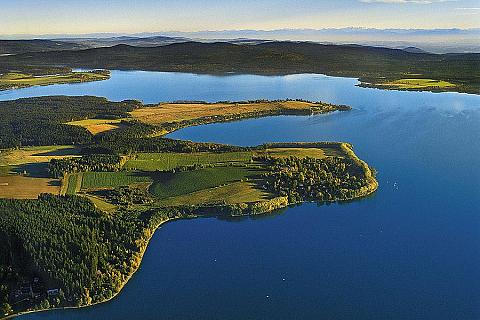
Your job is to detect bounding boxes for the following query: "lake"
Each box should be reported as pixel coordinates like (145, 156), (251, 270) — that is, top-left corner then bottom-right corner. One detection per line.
(8, 71), (480, 320)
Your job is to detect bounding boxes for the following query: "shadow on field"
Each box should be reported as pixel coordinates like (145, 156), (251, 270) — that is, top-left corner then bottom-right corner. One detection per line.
(33, 147), (80, 157)
(11, 163), (51, 178)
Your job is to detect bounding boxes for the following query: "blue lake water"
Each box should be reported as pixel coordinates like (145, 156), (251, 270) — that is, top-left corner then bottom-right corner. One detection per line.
(10, 71), (480, 320)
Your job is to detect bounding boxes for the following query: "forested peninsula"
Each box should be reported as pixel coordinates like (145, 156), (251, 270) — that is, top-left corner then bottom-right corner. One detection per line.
(0, 96), (377, 318)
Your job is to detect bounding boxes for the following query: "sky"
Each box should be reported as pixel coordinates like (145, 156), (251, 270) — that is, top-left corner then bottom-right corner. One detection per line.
(1, 0), (480, 36)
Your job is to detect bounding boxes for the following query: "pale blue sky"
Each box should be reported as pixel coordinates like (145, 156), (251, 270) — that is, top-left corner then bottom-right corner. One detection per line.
(1, 0), (479, 35)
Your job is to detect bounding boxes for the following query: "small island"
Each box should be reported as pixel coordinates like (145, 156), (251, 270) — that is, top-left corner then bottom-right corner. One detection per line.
(0, 96), (376, 318)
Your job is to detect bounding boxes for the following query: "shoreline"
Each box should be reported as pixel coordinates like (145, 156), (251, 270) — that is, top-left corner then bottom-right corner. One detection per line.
(7, 215), (185, 319)
(2, 102), (377, 319)
(1, 66), (474, 95)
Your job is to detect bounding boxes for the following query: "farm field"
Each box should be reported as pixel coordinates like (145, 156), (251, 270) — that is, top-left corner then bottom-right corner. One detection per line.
(124, 146), (344, 171)
(158, 181), (273, 206)
(65, 173), (83, 195)
(257, 147), (342, 159)
(0, 175), (59, 199)
(130, 100), (344, 125)
(124, 151), (255, 171)
(66, 118), (125, 135)
(0, 145), (347, 203)
(0, 145), (80, 167)
(81, 171), (152, 189)
(0, 145), (80, 198)
(378, 78), (456, 90)
(149, 165), (265, 199)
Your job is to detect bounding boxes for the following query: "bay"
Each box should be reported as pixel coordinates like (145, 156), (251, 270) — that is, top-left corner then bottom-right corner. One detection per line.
(7, 71), (479, 320)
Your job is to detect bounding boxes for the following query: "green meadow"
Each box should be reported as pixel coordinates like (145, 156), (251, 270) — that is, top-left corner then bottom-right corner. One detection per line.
(0, 71), (110, 90)
(124, 151), (255, 171)
(149, 166), (264, 199)
(81, 171), (152, 189)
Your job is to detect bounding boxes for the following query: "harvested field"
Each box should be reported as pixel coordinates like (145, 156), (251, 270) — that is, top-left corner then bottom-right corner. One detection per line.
(0, 175), (60, 199)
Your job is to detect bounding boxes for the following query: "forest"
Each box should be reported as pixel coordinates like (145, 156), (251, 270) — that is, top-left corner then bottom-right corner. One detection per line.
(261, 156), (372, 202)
(0, 194), (196, 314)
(0, 96), (141, 149)
(1, 41), (478, 93)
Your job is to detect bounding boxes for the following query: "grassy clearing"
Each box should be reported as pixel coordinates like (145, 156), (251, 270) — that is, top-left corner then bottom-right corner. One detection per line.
(85, 195), (117, 213)
(0, 145), (80, 167)
(159, 181), (273, 206)
(0, 175), (60, 199)
(380, 78), (456, 90)
(81, 171), (152, 189)
(0, 71), (110, 90)
(131, 100), (335, 125)
(66, 118), (125, 135)
(149, 166), (264, 199)
(124, 151), (254, 171)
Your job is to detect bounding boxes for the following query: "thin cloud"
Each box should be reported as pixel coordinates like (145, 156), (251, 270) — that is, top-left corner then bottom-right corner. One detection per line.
(360, 0), (457, 3)
(455, 7), (480, 14)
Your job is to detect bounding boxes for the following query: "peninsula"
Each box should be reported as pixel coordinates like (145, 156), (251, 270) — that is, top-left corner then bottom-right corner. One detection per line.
(0, 96), (377, 318)
(0, 69), (110, 91)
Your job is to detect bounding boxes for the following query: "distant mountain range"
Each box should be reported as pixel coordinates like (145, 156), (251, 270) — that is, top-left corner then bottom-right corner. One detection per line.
(1, 28), (479, 54)
(0, 39), (88, 55)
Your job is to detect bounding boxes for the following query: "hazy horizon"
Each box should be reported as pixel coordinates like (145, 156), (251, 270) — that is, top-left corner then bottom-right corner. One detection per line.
(1, 27), (479, 39)
(2, 0), (480, 37)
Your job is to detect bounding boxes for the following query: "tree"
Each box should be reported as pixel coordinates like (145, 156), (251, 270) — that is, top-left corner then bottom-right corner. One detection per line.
(1, 302), (13, 316)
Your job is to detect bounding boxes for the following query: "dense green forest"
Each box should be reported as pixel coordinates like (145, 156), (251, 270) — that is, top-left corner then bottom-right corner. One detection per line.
(0, 96), (141, 148)
(1, 41), (478, 93)
(78, 119), (245, 154)
(0, 194), (198, 315)
(49, 154), (125, 178)
(261, 156), (373, 202)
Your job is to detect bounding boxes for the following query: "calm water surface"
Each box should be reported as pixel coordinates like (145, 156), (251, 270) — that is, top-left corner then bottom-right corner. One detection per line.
(9, 71), (480, 320)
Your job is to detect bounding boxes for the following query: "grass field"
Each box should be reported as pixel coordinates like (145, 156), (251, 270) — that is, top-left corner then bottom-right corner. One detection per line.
(66, 118), (125, 135)
(131, 100), (337, 125)
(124, 151), (255, 171)
(149, 166), (264, 199)
(0, 175), (60, 199)
(0, 145), (80, 167)
(159, 181), (272, 206)
(379, 78), (456, 90)
(0, 146), (77, 198)
(257, 147), (341, 159)
(125, 147), (343, 172)
(85, 195), (117, 213)
(81, 171), (152, 189)
(65, 173), (83, 195)
(0, 71), (109, 90)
